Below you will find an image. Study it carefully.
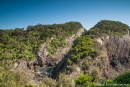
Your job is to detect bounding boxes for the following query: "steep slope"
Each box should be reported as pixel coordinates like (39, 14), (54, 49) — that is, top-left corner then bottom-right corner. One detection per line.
(0, 22), (84, 86)
(36, 28), (84, 67)
(0, 22), (83, 61)
(102, 35), (130, 79)
(1, 20), (130, 86)
(53, 20), (130, 82)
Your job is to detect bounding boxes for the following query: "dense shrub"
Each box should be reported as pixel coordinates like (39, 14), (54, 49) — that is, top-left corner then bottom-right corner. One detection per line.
(85, 20), (130, 37)
(42, 78), (56, 87)
(0, 22), (82, 60)
(70, 35), (98, 62)
(56, 73), (75, 87)
(75, 74), (96, 87)
(114, 71), (130, 84)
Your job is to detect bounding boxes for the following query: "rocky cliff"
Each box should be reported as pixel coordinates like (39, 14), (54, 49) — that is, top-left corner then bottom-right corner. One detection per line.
(102, 35), (130, 79)
(4, 20), (130, 86)
(50, 35), (130, 82)
(36, 28), (84, 67)
(50, 20), (130, 82)
(26, 28), (85, 79)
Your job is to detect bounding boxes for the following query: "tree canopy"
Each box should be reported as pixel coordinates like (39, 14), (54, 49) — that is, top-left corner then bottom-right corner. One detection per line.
(85, 20), (130, 37)
(0, 22), (83, 60)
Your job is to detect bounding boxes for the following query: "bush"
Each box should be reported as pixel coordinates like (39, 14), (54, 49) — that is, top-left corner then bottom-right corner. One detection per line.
(70, 35), (98, 62)
(114, 71), (130, 84)
(56, 73), (75, 87)
(24, 84), (35, 87)
(75, 74), (96, 87)
(42, 78), (56, 87)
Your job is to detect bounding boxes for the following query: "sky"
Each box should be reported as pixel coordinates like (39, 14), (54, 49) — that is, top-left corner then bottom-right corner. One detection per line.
(0, 0), (130, 30)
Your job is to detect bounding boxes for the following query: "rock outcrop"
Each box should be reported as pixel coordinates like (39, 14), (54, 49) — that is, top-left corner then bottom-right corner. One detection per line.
(51, 34), (130, 81)
(103, 35), (130, 79)
(50, 28), (85, 79)
(93, 34), (130, 79)
(36, 28), (84, 67)
(26, 28), (84, 79)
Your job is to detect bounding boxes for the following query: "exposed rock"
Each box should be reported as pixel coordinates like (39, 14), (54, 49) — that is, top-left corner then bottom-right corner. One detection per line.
(93, 35), (130, 79)
(38, 42), (49, 59)
(36, 28), (84, 68)
(23, 27), (130, 81)
(51, 34), (130, 81)
(96, 36), (109, 45)
(13, 59), (37, 85)
(37, 42), (48, 67)
(104, 35), (130, 79)
(45, 58), (58, 66)
(20, 28), (85, 82)
(13, 59), (29, 71)
(49, 28), (84, 78)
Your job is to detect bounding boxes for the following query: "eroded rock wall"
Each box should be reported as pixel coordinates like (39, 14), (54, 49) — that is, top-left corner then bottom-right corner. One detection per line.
(96, 35), (130, 79)
(104, 35), (130, 79)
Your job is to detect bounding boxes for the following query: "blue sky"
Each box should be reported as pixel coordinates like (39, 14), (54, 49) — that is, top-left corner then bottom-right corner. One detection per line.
(0, 0), (130, 30)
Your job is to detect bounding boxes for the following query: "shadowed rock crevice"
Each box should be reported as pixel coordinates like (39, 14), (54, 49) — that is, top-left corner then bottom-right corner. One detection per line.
(50, 49), (72, 79)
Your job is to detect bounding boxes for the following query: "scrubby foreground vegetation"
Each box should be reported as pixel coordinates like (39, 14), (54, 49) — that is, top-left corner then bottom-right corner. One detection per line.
(1, 20), (130, 87)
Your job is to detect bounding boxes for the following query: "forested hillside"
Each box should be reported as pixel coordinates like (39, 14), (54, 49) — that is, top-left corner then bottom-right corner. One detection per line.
(1, 20), (130, 87)
(0, 22), (83, 61)
(51, 20), (130, 87)
(85, 20), (130, 37)
(0, 22), (84, 87)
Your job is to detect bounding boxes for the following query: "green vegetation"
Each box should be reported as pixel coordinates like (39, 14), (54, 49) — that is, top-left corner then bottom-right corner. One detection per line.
(114, 71), (130, 84)
(70, 35), (98, 62)
(42, 77), (56, 87)
(56, 73), (75, 87)
(1, 20), (130, 87)
(47, 36), (67, 57)
(0, 22), (82, 60)
(0, 59), (31, 87)
(65, 20), (130, 87)
(85, 20), (130, 37)
(0, 22), (82, 86)
(75, 74), (96, 87)
(95, 72), (130, 87)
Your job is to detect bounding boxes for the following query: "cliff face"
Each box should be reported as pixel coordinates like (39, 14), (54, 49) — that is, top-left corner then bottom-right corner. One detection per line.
(14, 27), (84, 85)
(34, 20), (130, 81)
(7, 20), (130, 87)
(102, 35), (130, 79)
(50, 34), (130, 81)
(11, 20), (130, 85)
(82, 34), (130, 80)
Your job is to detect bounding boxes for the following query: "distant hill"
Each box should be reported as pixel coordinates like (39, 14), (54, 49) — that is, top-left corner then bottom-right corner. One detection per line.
(85, 20), (130, 37)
